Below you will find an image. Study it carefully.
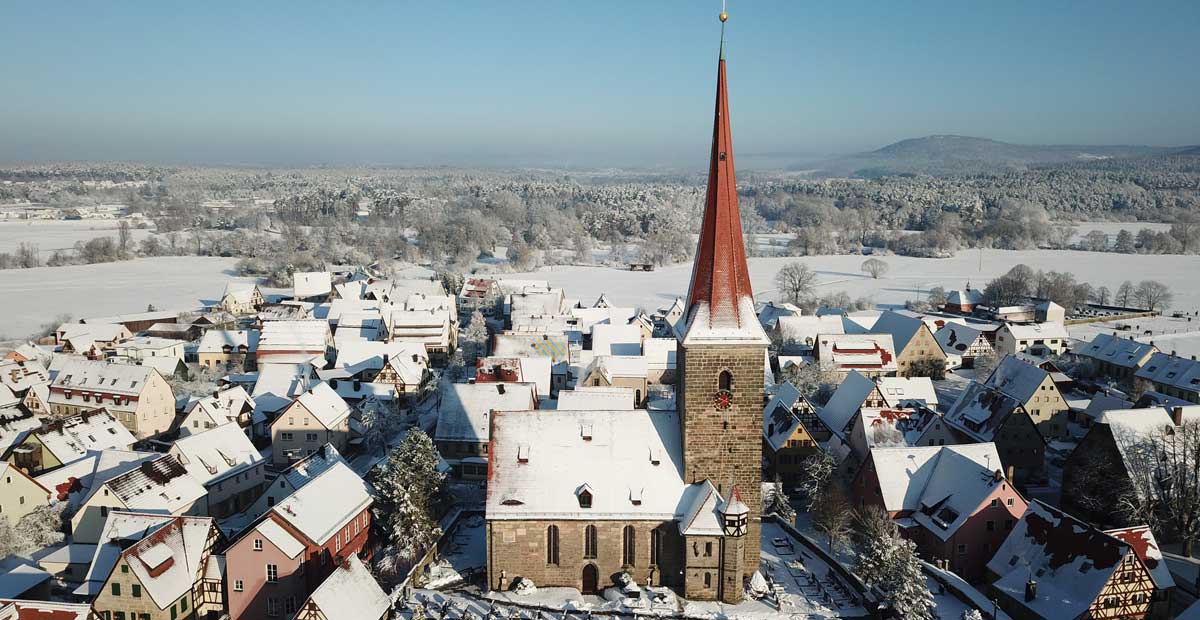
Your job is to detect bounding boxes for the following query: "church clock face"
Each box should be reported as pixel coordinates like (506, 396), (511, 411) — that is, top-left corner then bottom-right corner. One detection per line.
(713, 389), (733, 410)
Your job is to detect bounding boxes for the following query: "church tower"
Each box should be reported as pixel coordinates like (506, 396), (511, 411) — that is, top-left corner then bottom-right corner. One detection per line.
(677, 10), (767, 576)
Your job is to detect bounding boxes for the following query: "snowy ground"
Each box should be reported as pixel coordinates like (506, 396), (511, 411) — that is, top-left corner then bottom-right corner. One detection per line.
(0, 219), (154, 254)
(1068, 221), (1171, 243)
(0, 256), (240, 339)
(506, 250), (1200, 315)
(409, 520), (869, 619)
(1069, 313), (1200, 359)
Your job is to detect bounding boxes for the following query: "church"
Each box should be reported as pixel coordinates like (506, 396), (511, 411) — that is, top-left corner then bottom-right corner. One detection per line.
(484, 12), (767, 604)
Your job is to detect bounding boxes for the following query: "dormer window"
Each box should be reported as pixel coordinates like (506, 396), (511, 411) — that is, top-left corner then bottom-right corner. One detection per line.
(581, 423), (593, 441)
(649, 447), (661, 465)
(517, 444), (530, 463)
(630, 488), (643, 505)
(576, 484), (593, 508)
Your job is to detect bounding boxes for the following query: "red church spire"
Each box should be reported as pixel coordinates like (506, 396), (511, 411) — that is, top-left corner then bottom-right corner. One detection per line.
(681, 13), (766, 345)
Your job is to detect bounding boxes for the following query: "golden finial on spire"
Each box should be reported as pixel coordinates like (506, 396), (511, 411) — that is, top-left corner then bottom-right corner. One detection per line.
(719, 0), (728, 22)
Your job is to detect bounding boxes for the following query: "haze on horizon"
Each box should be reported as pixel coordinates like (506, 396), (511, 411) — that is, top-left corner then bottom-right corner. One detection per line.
(2, 1), (1198, 168)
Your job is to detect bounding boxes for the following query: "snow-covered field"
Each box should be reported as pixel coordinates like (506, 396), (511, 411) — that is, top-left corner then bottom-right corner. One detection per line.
(508, 250), (1200, 314)
(0, 219), (154, 254)
(0, 256), (240, 339)
(1068, 221), (1171, 242)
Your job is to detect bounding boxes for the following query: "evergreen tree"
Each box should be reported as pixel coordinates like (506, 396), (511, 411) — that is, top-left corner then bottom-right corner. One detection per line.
(763, 478), (796, 522)
(854, 508), (935, 620)
(464, 309), (488, 361)
(372, 430), (444, 562)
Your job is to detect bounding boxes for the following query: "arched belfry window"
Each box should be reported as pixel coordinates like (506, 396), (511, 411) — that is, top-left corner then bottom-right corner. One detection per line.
(719, 370), (733, 391)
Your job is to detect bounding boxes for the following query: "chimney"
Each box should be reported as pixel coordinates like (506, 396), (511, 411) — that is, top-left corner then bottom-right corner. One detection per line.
(993, 469), (1003, 482)
(212, 390), (220, 399)
(1006, 465), (1015, 482)
(1173, 406), (1184, 426)
(497, 384), (506, 395)
(1025, 580), (1038, 602)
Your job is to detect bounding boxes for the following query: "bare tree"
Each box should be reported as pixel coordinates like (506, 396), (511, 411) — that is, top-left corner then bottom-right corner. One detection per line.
(1093, 285), (1111, 306)
(15, 242), (40, 268)
(774, 262), (818, 305)
(797, 451), (836, 511)
(861, 257), (889, 279)
(1135, 280), (1173, 312)
(812, 485), (853, 554)
(1120, 420), (1200, 556)
(1116, 280), (1135, 307)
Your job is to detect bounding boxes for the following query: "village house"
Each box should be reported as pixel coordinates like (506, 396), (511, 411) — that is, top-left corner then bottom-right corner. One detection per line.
(933, 322), (995, 369)
(293, 271), (333, 303)
(943, 381), (1046, 482)
(579, 356), (649, 406)
(322, 340), (430, 402)
(293, 554), (390, 620)
(224, 459), (372, 620)
(814, 333), (898, 379)
(0, 461), (51, 523)
(474, 356), (551, 402)
(144, 322), (201, 341)
(0, 359), (51, 414)
(651, 297), (686, 337)
(644, 338), (678, 385)
(237, 444), (346, 525)
(869, 310), (947, 377)
(48, 359), (176, 439)
(197, 329), (260, 371)
(4, 408), (135, 475)
(435, 382), (536, 480)
(170, 423), (266, 518)
(178, 386), (257, 438)
(330, 310), (387, 347)
(270, 383), (352, 467)
(845, 406), (958, 462)
(71, 454), (208, 545)
(1104, 526), (1175, 620)
(1062, 406), (1200, 527)
(943, 287), (984, 314)
(756, 301), (802, 331)
(54, 322), (132, 352)
(761, 383), (826, 487)
(818, 372), (937, 442)
(250, 362), (319, 426)
(984, 355), (1071, 440)
(458, 277), (500, 313)
(221, 280), (266, 315)
(492, 332), (573, 393)
(850, 443), (1028, 583)
(1134, 353), (1200, 404)
(80, 513), (223, 620)
(994, 321), (1070, 358)
(774, 314), (845, 352)
(1077, 333), (1159, 380)
(81, 310), (181, 335)
(110, 337), (186, 365)
(387, 308), (456, 365)
(0, 600), (92, 619)
(257, 321), (332, 366)
(986, 500), (1165, 620)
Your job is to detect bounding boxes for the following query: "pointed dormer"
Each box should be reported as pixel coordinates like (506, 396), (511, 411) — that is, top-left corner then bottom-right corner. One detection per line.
(681, 24), (767, 347)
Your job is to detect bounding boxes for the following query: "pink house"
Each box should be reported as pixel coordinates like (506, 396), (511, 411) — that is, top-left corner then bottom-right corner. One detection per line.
(224, 459), (372, 620)
(851, 443), (1028, 583)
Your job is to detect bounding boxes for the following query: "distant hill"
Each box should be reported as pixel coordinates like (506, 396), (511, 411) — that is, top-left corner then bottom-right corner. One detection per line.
(804, 135), (1185, 177)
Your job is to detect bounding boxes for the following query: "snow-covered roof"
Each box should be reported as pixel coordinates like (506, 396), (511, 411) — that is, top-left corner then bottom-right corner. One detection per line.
(680, 296), (770, 346)
(585, 355), (648, 383)
(943, 382), (1028, 441)
(815, 334), (897, 372)
(255, 517), (306, 559)
(258, 320), (329, 353)
(0, 359), (50, 393)
(31, 408), (135, 464)
(1135, 352), (1200, 394)
(293, 271), (332, 299)
(642, 338), (677, 371)
(290, 383), (352, 430)
(434, 382), (536, 443)
(492, 333), (572, 365)
(333, 340), (427, 376)
(756, 301), (802, 330)
(818, 371), (877, 436)
(272, 459), (371, 545)
(934, 323), (985, 356)
(678, 480), (725, 536)
(763, 383), (807, 452)
(877, 376), (939, 408)
(101, 454), (207, 513)
(196, 329), (259, 354)
(488, 409), (688, 520)
(170, 423), (263, 486)
(79, 513), (215, 609)
(1082, 393), (1133, 422)
(303, 554), (389, 620)
(591, 324), (642, 356)
(985, 355), (1050, 403)
(555, 387), (636, 411)
(51, 359), (156, 397)
(776, 314), (845, 348)
(113, 336), (181, 352)
(1105, 525), (1174, 590)
(987, 500), (1139, 620)
(56, 322), (129, 343)
(0, 599), (91, 620)
(945, 288), (983, 306)
(186, 386), (255, 427)
(251, 362), (318, 414)
(870, 310), (928, 354)
(1001, 321), (1069, 341)
(0, 560), (49, 599)
(1077, 333), (1157, 368)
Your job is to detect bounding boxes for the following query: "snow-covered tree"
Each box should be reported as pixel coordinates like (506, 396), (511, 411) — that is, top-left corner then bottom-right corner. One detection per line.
(16, 503), (65, 550)
(372, 430), (444, 563)
(359, 397), (402, 453)
(812, 486), (853, 554)
(797, 451), (835, 511)
(763, 478), (796, 522)
(854, 507), (935, 620)
(463, 309), (488, 362)
(962, 609), (984, 620)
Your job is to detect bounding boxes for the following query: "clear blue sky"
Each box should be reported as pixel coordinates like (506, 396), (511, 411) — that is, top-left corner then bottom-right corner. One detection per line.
(2, 1), (1198, 167)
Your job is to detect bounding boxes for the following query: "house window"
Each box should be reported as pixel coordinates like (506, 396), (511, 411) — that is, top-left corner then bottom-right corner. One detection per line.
(651, 527), (662, 566)
(1006, 519), (1014, 530)
(266, 564), (278, 582)
(267, 598), (280, 617)
(254, 538), (263, 551)
(623, 525), (636, 566)
(111, 583), (121, 596)
(584, 525), (598, 559)
(704, 572), (712, 588)
(284, 597), (297, 615)
(181, 597), (188, 613)
(990, 499), (999, 507)
(578, 489), (592, 509)
(957, 544), (966, 554)
(986, 520), (995, 531)
(546, 525), (560, 565)
(306, 433), (318, 442)
(704, 542), (713, 557)
(132, 584), (141, 598)
(719, 370), (732, 391)
(281, 432), (294, 441)
(234, 580), (244, 592)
